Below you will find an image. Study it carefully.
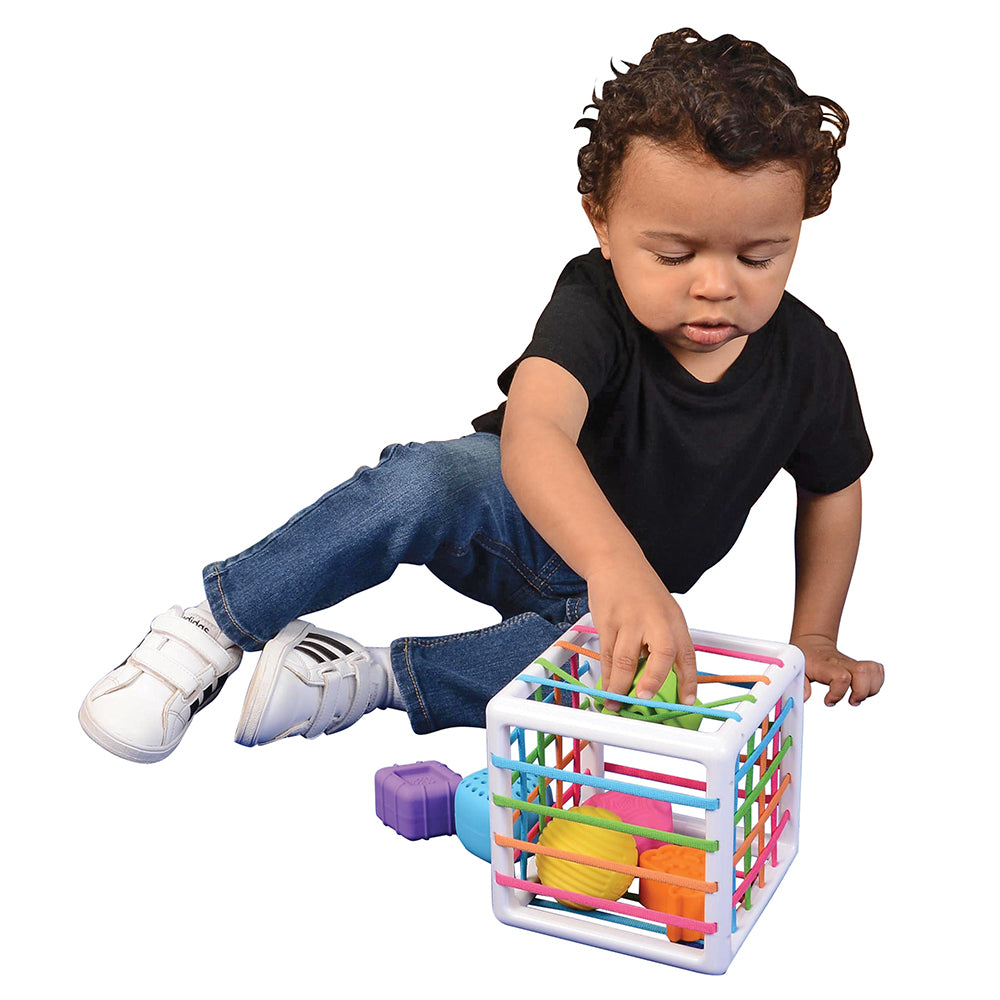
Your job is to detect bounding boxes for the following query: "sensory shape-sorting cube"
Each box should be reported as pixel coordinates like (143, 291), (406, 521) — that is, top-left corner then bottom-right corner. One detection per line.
(374, 760), (462, 840)
(485, 614), (804, 975)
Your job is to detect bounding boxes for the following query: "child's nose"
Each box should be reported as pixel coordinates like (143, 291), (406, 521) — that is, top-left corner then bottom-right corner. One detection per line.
(689, 260), (737, 300)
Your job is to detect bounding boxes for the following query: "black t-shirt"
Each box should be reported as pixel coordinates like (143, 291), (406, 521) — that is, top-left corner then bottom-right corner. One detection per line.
(472, 249), (873, 594)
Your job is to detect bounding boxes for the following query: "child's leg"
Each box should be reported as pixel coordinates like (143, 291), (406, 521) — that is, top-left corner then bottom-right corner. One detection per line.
(201, 433), (584, 651)
(232, 594), (588, 746)
(220, 432), (590, 743)
(390, 593), (589, 734)
(82, 432), (588, 759)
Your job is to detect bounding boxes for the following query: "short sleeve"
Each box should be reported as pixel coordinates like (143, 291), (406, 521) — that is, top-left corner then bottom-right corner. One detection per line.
(497, 285), (622, 402)
(471, 253), (627, 435)
(784, 332), (873, 493)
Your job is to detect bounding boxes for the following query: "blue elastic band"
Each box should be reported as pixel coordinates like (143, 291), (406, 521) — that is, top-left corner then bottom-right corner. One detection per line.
(491, 753), (719, 811)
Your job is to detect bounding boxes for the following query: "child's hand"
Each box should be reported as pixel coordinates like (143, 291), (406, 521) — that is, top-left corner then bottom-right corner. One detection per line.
(587, 554), (698, 711)
(793, 633), (884, 706)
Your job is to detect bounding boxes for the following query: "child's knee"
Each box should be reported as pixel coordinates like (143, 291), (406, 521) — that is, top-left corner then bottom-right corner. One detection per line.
(375, 435), (502, 508)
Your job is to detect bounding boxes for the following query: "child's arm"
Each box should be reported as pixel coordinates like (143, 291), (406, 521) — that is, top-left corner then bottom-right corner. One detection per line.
(790, 479), (885, 705)
(500, 357), (699, 708)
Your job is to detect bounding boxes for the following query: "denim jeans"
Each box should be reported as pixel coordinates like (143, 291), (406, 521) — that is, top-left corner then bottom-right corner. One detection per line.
(202, 433), (589, 734)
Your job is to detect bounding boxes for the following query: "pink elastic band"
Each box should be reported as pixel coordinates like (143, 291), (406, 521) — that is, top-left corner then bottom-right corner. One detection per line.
(494, 873), (717, 935)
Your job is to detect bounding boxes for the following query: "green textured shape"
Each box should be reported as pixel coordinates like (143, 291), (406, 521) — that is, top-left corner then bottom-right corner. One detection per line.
(598, 659), (705, 730)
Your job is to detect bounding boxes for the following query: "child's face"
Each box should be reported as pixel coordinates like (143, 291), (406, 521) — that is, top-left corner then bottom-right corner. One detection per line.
(585, 140), (805, 376)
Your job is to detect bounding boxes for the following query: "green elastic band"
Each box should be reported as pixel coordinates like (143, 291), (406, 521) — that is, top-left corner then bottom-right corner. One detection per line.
(733, 736), (792, 827)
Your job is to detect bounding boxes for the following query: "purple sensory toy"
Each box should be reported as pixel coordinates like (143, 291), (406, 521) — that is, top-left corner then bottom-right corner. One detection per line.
(374, 761), (462, 841)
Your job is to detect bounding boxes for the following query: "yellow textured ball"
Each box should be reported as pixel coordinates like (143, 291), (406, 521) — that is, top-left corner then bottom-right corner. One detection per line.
(535, 805), (638, 910)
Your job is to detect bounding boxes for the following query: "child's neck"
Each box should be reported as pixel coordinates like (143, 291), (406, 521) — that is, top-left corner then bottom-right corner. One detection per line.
(666, 335), (749, 383)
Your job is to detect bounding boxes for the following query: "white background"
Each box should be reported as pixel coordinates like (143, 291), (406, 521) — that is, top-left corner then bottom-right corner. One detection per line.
(2, 1), (994, 995)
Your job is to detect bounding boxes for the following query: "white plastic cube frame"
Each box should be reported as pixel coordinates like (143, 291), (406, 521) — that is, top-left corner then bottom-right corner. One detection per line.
(485, 614), (804, 975)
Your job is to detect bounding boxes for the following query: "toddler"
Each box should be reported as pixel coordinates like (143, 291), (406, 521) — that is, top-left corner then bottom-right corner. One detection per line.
(80, 27), (884, 763)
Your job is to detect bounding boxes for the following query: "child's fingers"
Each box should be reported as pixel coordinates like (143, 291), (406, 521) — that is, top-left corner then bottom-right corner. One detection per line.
(635, 643), (675, 700)
(598, 626), (623, 711)
(606, 628), (642, 707)
(869, 661), (885, 697)
(847, 660), (885, 706)
(809, 655), (885, 706)
(822, 664), (853, 706)
(672, 634), (698, 706)
(599, 628), (614, 692)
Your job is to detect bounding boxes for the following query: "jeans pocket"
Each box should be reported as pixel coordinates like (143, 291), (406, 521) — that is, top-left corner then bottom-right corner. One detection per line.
(545, 553), (587, 600)
(563, 593), (590, 626)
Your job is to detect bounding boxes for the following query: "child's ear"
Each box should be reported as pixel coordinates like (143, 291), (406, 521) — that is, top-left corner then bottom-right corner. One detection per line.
(582, 197), (611, 259)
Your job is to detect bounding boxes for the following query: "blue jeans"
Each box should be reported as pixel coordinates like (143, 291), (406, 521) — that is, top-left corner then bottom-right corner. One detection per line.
(202, 433), (589, 734)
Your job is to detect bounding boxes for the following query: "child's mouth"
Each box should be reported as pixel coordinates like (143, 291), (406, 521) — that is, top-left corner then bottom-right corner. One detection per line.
(683, 322), (737, 346)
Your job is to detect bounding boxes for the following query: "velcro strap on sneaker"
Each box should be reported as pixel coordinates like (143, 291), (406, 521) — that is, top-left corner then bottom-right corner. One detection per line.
(131, 646), (203, 697)
(151, 614), (232, 673)
(305, 662), (351, 739)
(315, 655), (375, 737)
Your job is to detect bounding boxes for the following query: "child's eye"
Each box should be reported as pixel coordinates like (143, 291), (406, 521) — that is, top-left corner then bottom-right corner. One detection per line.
(653, 252), (774, 269)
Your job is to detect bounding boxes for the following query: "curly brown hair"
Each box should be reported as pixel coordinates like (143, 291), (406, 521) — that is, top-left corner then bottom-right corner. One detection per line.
(577, 28), (848, 220)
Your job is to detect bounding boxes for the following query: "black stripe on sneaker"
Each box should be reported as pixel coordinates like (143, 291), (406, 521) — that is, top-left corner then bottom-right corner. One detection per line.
(295, 642), (330, 663)
(305, 632), (354, 657)
(190, 673), (230, 717)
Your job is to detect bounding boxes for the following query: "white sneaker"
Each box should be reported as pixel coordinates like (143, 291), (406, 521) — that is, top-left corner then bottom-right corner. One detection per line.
(79, 604), (242, 763)
(234, 621), (399, 747)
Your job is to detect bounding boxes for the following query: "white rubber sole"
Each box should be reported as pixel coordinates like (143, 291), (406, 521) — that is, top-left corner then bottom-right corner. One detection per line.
(78, 698), (180, 764)
(233, 620), (310, 747)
